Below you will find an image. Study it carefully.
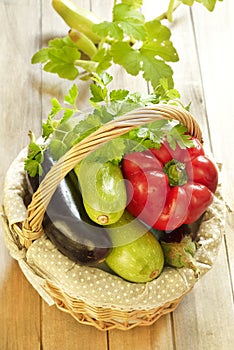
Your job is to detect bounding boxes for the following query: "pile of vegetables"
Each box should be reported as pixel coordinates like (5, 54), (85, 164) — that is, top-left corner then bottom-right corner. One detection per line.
(24, 0), (221, 283)
(25, 77), (218, 283)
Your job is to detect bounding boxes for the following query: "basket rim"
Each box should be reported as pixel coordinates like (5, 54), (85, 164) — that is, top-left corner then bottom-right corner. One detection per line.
(43, 279), (193, 331)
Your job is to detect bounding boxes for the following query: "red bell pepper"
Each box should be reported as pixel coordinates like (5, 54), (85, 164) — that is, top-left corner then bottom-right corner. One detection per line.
(122, 138), (218, 231)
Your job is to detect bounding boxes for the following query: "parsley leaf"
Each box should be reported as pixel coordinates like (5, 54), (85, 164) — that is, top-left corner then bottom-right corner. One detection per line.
(89, 72), (112, 105)
(42, 84), (79, 140)
(64, 84), (79, 105)
(70, 113), (102, 145)
(113, 4), (145, 23)
(182, 0), (221, 11)
(110, 42), (141, 76)
(93, 21), (123, 40)
(32, 37), (82, 80)
(143, 20), (178, 62)
(42, 116), (57, 140)
(49, 139), (68, 160)
(197, 0), (219, 11)
(112, 4), (146, 41)
(93, 48), (112, 73)
(166, 124), (195, 150)
(110, 89), (129, 101)
(95, 15), (178, 89)
(24, 137), (45, 177)
(87, 138), (126, 164)
(153, 78), (191, 110)
(119, 19), (146, 41)
(32, 34), (100, 81)
(141, 52), (174, 89)
(31, 48), (50, 64)
(123, 120), (172, 153)
(90, 83), (107, 103)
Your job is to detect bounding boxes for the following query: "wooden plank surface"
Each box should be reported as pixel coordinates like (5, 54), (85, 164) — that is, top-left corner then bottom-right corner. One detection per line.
(0, 1), (42, 349)
(0, 1), (233, 349)
(192, 1), (234, 295)
(162, 4), (234, 350)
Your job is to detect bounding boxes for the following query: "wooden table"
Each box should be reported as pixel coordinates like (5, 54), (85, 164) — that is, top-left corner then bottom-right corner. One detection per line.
(1, 1), (234, 349)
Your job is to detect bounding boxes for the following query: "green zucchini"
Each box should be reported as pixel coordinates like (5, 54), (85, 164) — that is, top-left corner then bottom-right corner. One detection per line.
(74, 161), (127, 225)
(105, 211), (165, 283)
(52, 0), (101, 44)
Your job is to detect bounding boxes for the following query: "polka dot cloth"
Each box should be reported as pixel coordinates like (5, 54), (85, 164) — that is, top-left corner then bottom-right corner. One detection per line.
(3, 148), (28, 226)
(2, 148), (226, 311)
(27, 235), (197, 311)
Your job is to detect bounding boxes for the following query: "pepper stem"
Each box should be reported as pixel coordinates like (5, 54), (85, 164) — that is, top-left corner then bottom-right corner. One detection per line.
(164, 159), (188, 186)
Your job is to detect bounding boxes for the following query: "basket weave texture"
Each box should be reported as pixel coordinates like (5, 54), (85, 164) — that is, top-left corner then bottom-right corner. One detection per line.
(1, 105), (226, 331)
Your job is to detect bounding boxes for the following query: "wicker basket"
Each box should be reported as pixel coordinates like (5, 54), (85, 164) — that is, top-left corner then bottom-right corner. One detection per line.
(1, 105), (225, 331)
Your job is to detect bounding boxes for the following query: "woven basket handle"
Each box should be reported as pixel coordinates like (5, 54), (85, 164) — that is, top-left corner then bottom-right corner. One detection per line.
(20, 104), (202, 247)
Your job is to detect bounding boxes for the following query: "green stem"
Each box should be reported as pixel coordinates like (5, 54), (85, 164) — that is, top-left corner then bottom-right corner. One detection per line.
(74, 59), (99, 73)
(167, 0), (176, 22)
(164, 159), (188, 186)
(112, 0), (118, 21)
(156, 0), (181, 22)
(28, 130), (36, 144)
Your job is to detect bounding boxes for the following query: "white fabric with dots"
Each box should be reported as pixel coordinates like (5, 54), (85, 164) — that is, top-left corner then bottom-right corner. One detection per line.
(2, 148), (226, 311)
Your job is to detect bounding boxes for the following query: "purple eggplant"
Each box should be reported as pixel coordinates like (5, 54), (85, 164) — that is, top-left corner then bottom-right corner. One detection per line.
(27, 149), (112, 265)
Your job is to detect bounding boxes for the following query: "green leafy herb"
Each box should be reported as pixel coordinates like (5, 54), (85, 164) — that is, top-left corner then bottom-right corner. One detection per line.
(112, 4), (146, 41)
(122, 120), (167, 153)
(163, 0), (222, 22)
(121, 0), (143, 9)
(87, 138), (127, 164)
(25, 1), (221, 178)
(32, 2), (178, 89)
(182, 0), (222, 12)
(31, 0), (222, 90)
(153, 78), (191, 110)
(24, 132), (45, 177)
(32, 37), (82, 80)
(122, 119), (194, 154)
(42, 83), (79, 140)
(94, 16), (178, 89)
(24, 73), (194, 176)
(166, 124), (195, 150)
(24, 84), (79, 176)
(110, 89), (129, 101)
(49, 138), (68, 161)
